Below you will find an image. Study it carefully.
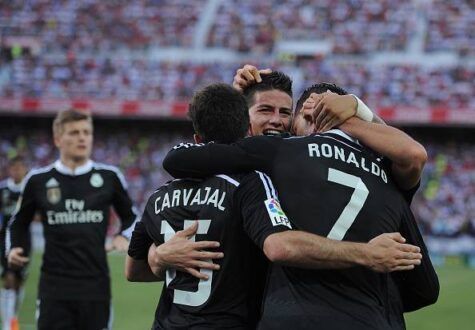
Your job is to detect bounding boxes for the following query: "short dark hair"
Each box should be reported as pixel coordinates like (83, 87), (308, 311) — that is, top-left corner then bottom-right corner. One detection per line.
(53, 109), (92, 137)
(188, 83), (249, 144)
(296, 82), (348, 115)
(242, 71), (293, 107)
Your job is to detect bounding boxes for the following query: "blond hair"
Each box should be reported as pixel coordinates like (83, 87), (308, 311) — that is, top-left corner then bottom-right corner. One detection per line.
(52, 109), (92, 137)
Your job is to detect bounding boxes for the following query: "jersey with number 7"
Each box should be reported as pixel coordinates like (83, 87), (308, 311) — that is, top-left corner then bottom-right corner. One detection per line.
(163, 130), (439, 330)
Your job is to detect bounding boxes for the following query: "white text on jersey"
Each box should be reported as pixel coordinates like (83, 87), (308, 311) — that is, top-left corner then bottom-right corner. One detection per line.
(155, 187), (226, 214)
(308, 143), (388, 183)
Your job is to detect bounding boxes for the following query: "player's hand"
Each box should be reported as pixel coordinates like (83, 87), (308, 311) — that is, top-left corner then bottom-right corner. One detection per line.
(108, 235), (129, 252)
(366, 232), (422, 273)
(301, 92), (357, 133)
(148, 221), (223, 280)
(8, 247), (29, 268)
(232, 65), (272, 92)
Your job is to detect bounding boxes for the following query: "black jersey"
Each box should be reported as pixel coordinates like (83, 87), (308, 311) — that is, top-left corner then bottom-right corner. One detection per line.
(163, 130), (439, 330)
(7, 160), (138, 300)
(130, 171), (291, 329)
(0, 179), (22, 233)
(0, 178), (31, 273)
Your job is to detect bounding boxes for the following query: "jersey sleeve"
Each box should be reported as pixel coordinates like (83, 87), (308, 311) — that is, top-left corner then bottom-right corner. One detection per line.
(110, 170), (139, 239)
(382, 157), (421, 204)
(139, 194), (165, 246)
(127, 221), (154, 260)
(391, 208), (439, 312)
(400, 180), (420, 204)
(236, 172), (292, 249)
(163, 136), (279, 179)
(6, 176), (37, 252)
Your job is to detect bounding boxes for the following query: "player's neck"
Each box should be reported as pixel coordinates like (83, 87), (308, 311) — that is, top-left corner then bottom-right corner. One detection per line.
(60, 156), (90, 172)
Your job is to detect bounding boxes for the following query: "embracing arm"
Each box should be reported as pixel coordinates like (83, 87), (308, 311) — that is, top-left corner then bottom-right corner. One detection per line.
(339, 117), (427, 190)
(125, 221), (162, 282)
(263, 231), (422, 272)
(163, 137), (277, 179)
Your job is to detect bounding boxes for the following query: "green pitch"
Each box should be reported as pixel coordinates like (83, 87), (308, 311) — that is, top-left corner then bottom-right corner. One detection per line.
(18, 253), (474, 330)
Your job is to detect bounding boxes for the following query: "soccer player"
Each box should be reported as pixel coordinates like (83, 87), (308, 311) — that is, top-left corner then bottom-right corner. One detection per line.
(126, 83), (423, 330)
(0, 156), (28, 330)
(7, 109), (139, 330)
(162, 83), (439, 329)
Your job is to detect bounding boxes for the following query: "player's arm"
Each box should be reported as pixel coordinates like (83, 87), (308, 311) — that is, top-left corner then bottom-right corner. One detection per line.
(147, 222), (223, 280)
(299, 92), (385, 134)
(7, 176), (37, 268)
(125, 221), (162, 282)
(338, 117), (427, 190)
(263, 231), (422, 272)
(110, 169), (140, 251)
(163, 136), (277, 179)
(238, 172), (422, 272)
(391, 210), (439, 311)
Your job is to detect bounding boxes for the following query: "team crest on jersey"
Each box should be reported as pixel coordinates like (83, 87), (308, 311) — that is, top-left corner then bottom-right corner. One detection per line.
(90, 173), (104, 188)
(264, 198), (292, 229)
(47, 187), (61, 204)
(46, 177), (61, 204)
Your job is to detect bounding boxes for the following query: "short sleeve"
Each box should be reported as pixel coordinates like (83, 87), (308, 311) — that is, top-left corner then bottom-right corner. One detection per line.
(236, 172), (292, 249)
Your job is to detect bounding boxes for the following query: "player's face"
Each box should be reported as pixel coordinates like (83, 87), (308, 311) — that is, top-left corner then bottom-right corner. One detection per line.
(248, 90), (293, 136)
(55, 120), (93, 163)
(292, 108), (316, 136)
(8, 162), (28, 183)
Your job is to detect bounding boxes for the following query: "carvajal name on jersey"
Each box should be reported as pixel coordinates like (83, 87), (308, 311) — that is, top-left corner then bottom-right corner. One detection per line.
(155, 187), (226, 214)
(308, 143), (388, 183)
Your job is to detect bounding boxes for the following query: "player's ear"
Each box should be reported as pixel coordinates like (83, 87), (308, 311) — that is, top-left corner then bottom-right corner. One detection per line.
(194, 134), (203, 144)
(247, 123), (253, 137)
(53, 133), (61, 148)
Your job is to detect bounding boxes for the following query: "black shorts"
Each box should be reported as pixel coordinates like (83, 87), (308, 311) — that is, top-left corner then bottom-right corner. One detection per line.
(37, 299), (111, 330)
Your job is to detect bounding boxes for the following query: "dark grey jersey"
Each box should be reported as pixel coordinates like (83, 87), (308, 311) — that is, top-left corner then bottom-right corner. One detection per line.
(7, 160), (138, 300)
(129, 171), (291, 329)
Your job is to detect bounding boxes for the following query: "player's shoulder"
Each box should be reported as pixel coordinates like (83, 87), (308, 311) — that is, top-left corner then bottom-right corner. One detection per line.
(92, 162), (123, 175)
(92, 162), (127, 185)
(235, 171), (277, 198)
(24, 163), (56, 183)
(0, 179), (8, 190)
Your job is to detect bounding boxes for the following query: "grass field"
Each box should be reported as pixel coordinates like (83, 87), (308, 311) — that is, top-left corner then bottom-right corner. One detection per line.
(17, 253), (475, 330)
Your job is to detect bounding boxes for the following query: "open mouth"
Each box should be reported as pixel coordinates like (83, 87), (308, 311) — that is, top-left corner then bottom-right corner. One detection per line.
(263, 129), (284, 136)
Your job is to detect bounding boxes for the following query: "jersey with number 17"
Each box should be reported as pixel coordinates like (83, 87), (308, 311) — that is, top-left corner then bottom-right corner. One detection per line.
(163, 130), (437, 330)
(139, 172), (291, 329)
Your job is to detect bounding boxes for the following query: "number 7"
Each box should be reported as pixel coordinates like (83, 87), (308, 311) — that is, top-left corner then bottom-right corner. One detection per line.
(327, 168), (369, 240)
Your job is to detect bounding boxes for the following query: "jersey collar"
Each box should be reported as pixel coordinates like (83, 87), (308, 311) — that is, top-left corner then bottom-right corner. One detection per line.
(6, 178), (22, 193)
(324, 129), (361, 146)
(54, 159), (94, 176)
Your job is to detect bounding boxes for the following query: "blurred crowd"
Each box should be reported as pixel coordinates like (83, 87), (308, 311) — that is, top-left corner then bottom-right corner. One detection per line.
(0, 0), (206, 51)
(209, 0), (416, 54)
(414, 142), (475, 238)
(1, 128), (474, 240)
(426, 0), (475, 56)
(0, 0), (474, 110)
(1, 56), (474, 110)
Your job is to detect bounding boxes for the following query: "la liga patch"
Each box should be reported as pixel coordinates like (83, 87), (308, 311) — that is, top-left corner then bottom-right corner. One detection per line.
(265, 198), (292, 229)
